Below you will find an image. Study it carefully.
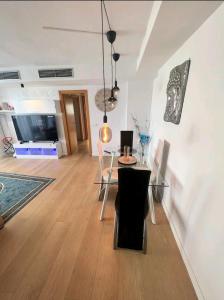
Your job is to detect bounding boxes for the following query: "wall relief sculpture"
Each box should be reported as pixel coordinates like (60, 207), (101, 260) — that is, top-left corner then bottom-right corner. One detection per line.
(164, 59), (191, 124)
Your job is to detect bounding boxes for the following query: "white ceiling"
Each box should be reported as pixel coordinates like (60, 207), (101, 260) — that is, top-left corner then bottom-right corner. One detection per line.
(0, 1), (152, 83)
(0, 1), (222, 86)
(136, 1), (223, 79)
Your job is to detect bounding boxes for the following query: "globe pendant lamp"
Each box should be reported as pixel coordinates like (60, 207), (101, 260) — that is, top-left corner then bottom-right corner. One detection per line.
(99, 0), (112, 144)
(108, 40), (117, 105)
(112, 53), (120, 97)
(112, 80), (120, 98)
(108, 88), (117, 105)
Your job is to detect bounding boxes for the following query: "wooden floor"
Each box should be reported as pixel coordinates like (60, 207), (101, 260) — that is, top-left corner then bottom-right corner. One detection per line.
(0, 151), (197, 300)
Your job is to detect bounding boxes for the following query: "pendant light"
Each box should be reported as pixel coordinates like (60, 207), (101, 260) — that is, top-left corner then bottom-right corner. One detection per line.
(107, 32), (117, 105)
(99, 114), (112, 143)
(108, 45), (117, 105)
(112, 53), (120, 97)
(103, 1), (119, 105)
(99, 0), (112, 144)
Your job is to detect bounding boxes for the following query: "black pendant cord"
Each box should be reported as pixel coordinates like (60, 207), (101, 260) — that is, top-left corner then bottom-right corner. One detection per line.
(103, 1), (114, 92)
(111, 44), (113, 90)
(103, 0), (115, 53)
(103, 0), (111, 31)
(101, 0), (106, 120)
(114, 60), (117, 82)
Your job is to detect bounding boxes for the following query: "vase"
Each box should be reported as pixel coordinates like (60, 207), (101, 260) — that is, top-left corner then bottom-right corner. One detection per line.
(137, 142), (145, 165)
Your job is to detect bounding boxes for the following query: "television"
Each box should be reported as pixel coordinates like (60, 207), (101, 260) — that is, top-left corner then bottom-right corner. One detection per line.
(12, 114), (58, 142)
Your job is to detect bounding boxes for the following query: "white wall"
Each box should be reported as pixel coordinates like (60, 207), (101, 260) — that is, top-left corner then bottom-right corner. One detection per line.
(0, 83), (128, 155)
(150, 4), (224, 300)
(126, 78), (153, 146)
(127, 79), (152, 129)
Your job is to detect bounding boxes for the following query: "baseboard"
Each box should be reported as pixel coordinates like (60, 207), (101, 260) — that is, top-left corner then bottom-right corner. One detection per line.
(162, 201), (205, 300)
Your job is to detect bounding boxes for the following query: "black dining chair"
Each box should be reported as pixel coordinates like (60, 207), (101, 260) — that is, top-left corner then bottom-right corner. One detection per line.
(120, 130), (133, 156)
(114, 167), (151, 253)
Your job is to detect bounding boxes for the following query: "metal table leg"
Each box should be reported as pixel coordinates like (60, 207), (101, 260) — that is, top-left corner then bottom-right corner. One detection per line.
(148, 187), (156, 225)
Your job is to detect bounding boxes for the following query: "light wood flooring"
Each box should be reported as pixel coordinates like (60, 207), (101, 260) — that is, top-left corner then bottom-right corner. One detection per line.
(0, 152), (197, 300)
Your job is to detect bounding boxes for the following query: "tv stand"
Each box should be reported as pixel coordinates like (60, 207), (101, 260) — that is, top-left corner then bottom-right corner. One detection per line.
(13, 141), (63, 159)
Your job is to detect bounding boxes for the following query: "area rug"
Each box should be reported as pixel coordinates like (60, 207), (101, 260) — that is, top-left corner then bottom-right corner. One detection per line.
(0, 172), (55, 222)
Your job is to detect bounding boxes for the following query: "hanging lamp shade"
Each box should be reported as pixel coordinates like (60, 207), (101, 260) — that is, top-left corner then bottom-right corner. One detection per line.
(113, 53), (120, 61)
(99, 116), (112, 143)
(108, 89), (117, 104)
(112, 80), (120, 97)
(112, 53), (120, 98)
(106, 30), (116, 44)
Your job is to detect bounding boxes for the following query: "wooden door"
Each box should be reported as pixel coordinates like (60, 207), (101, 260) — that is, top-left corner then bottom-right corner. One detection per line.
(59, 90), (92, 156)
(80, 96), (89, 140)
(76, 96), (85, 140)
(73, 97), (82, 141)
(64, 98), (78, 153)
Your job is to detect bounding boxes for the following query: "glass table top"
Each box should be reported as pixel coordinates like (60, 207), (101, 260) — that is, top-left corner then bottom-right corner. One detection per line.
(94, 157), (169, 188)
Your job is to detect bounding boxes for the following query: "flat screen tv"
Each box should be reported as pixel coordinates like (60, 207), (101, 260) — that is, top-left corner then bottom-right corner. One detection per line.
(12, 114), (58, 142)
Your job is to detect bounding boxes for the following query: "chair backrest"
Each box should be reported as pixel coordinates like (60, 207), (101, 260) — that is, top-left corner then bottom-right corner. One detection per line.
(120, 131), (133, 156)
(97, 141), (115, 179)
(97, 140), (104, 177)
(116, 167), (151, 220)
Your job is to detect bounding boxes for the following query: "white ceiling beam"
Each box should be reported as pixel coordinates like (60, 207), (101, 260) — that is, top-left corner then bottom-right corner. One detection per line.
(136, 1), (162, 72)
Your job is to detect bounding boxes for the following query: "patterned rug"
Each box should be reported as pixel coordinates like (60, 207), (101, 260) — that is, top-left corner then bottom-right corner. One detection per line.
(0, 172), (55, 222)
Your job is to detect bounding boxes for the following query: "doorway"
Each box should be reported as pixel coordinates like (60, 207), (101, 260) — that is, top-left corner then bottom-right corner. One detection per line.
(59, 90), (92, 155)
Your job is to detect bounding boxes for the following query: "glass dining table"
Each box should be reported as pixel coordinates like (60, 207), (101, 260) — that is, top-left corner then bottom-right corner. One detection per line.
(94, 149), (169, 224)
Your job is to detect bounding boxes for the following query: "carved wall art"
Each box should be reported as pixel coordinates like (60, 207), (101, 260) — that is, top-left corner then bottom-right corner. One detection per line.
(164, 59), (191, 124)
